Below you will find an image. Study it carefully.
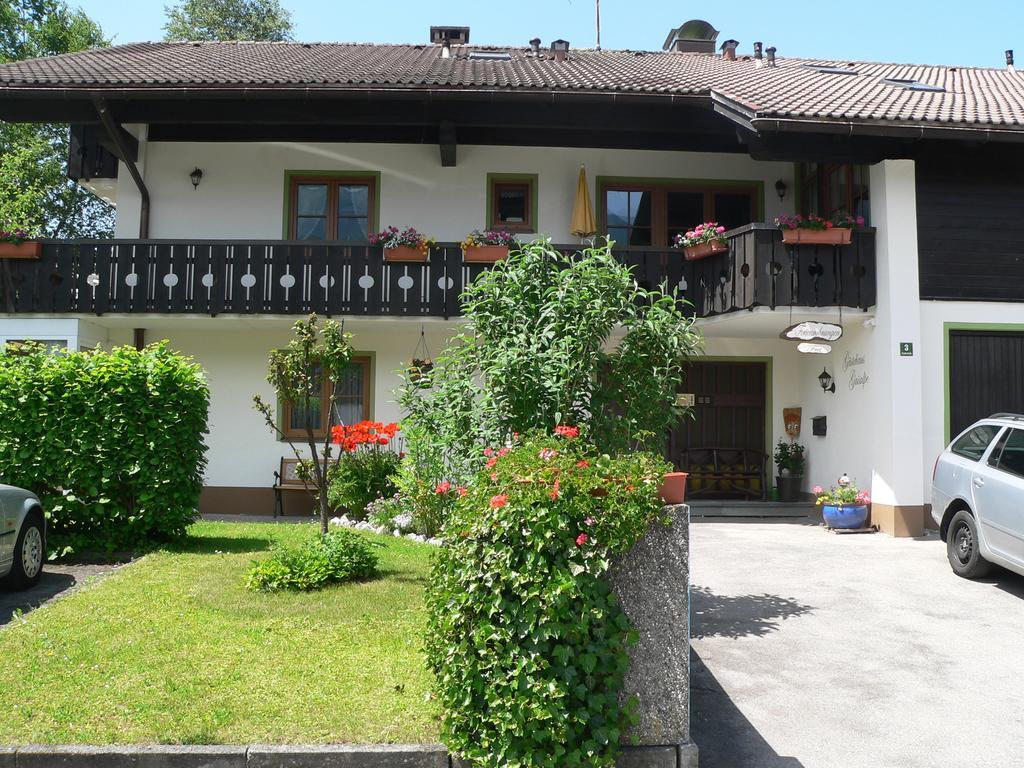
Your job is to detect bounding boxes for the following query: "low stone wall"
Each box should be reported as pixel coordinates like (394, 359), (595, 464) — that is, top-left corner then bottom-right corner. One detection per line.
(610, 503), (698, 768)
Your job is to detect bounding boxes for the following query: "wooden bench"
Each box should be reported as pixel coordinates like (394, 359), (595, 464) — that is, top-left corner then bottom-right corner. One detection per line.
(679, 447), (767, 501)
(273, 457), (335, 518)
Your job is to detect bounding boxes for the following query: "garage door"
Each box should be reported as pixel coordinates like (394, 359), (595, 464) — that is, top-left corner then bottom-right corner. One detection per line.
(949, 330), (1024, 438)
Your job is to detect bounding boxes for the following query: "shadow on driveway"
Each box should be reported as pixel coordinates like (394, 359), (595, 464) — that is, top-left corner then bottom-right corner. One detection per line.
(691, 646), (805, 768)
(691, 585), (813, 639)
(0, 565), (114, 626)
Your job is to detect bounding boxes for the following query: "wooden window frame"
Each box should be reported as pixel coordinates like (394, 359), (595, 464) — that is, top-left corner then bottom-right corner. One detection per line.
(281, 355), (372, 440)
(797, 163), (870, 222)
(486, 173), (538, 233)
(284, 172), (380, 241)
(597, 177), (763, 248)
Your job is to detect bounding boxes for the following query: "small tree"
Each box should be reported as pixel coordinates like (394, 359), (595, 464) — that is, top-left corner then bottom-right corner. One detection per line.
(253, 315), (352, 533)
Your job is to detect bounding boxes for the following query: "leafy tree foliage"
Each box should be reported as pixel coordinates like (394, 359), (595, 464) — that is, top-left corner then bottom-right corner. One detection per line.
(163, 0), (294, 41)
(0, 0), (114, 238)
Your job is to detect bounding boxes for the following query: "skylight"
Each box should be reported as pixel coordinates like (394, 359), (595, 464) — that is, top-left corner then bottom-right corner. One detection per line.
(882, 77), (945, 93)
(804, 64), (859, 76)
(468, 50), (511, 61)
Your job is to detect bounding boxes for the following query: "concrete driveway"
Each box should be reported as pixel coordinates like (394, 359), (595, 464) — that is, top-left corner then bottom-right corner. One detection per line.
(690, 519), (1024, 768)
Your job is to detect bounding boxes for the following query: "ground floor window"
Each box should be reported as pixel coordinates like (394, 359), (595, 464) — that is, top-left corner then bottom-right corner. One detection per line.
(282, 355), (371, 439)
(600, 178), (761, 248)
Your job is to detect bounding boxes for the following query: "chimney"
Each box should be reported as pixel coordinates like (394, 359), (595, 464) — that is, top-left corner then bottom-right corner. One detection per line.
(429, 26), (470, 45)
(551, 39), (570, 62)
(766, 46), (777, 67)
(753, 41), (763, 67)
(1007, 49), (1015, 70)
(720, 39), (739, 61)
(662, 19), (718, 54)
(529, 37), (541, 56)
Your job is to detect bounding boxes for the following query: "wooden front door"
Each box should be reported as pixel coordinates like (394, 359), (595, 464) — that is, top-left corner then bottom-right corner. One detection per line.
(669, 361), (767, 463)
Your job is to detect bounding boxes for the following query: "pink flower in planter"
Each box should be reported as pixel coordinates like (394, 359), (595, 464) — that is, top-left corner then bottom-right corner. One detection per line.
(812, 485), (824, 495)
(486, 457), (498, 468)
(497, 447), (510, 457)
(584, 517), (595, 526)
(457, 486), (468, 497)
(483, 447), (494, 457)
(539, 448), (558, 460)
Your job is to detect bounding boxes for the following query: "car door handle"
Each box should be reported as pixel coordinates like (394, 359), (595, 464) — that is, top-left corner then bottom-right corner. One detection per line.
(973, 477), (985, 488)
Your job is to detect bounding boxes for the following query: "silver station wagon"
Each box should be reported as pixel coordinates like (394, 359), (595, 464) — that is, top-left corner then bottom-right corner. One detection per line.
(932, 414), (1024, 579)
(0, 485), (45, 589)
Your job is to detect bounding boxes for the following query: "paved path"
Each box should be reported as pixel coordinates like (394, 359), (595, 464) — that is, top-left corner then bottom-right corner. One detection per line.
(690, 519), (1024, 768)
(0, 564), (116, 626)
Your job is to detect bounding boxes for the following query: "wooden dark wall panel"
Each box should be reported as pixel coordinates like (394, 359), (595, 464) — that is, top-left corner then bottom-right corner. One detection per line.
(917, 147), (1024, 301)
(949, 331), (1024, 438)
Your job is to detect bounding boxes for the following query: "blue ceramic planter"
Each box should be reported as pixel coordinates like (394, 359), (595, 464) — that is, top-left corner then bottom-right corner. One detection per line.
(822, 504), (869, 529)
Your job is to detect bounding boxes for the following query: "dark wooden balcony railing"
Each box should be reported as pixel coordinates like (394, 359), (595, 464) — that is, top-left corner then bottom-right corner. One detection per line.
(0, 225), (875, 319)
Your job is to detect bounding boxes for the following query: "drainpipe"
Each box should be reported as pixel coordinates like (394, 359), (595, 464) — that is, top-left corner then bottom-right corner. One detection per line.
(93, 96), (150, 239)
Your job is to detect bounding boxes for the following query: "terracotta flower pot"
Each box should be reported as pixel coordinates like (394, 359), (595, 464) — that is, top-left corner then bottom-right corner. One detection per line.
(682, 239), (728, 261)
(463, 245), (509, 263)
(384, 245), (429, 262)
(780, 228), (852, 246)
(0, 241), (42, 259)
(658, 472), (688, 504)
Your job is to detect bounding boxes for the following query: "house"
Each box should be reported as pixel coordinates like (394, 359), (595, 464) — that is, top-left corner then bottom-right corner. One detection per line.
(1, 21), (1022, 536)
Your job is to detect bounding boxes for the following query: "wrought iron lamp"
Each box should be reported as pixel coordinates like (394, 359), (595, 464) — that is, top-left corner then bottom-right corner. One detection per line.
(818, 367), (836, 394)
(190, 167), (203, 189)
(775, 179), (788, 200)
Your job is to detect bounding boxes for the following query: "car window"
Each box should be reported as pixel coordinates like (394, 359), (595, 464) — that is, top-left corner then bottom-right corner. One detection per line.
(995, 429), (1024, 479)
(950, 424), (1001, 461)
(988, 430), (1010, 467)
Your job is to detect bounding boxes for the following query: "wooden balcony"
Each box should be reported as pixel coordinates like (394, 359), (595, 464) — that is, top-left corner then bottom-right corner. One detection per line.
(0, 226), (875, 319)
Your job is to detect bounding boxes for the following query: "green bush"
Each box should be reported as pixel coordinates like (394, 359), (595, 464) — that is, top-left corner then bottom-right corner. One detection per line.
(246, 528), (380, 592)
(0, 342), (209, 556)
(327, 449), (401, 521)
(426, 431), (670, 768)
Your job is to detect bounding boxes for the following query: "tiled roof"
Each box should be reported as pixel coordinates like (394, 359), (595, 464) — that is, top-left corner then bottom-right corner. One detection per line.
(2, 41), (1024, 132)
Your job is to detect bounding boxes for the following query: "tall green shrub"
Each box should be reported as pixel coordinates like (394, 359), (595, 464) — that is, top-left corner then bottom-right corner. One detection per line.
(0, 342), (209, 555)
(427, 431), (670, 767)
(399, 239), (701, 500)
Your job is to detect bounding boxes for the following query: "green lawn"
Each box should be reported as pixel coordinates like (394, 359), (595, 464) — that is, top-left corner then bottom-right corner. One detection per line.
(0, 521), (439, 744)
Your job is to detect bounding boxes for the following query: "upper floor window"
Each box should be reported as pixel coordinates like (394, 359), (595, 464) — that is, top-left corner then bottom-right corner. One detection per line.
(288, 174), (377, 241)
(487, 174), (537, 233)
(798, 163), (870, 224)
(600, 179), (759, 248)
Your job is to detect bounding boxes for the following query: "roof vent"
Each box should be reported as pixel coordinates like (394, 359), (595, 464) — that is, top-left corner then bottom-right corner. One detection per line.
(430, 26), (470, 45)
(766, 46), (777, 67)
(551, 39), (570, 62)
(468, 50), (511, 61)
(662, 19), (719, 54)
(529, 38), (541, 55)
(720, 39), (739, 61)
(1007, 49), (1015, 71)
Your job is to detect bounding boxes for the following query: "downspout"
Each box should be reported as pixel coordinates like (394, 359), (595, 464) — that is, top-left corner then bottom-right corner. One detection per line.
(93, 96), (150, 238)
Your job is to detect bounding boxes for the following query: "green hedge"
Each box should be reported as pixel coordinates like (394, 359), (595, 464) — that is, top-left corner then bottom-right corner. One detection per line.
(0, 342), (209, 555)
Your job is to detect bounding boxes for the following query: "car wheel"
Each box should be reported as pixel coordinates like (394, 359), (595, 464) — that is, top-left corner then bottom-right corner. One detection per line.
(946, 510), (991, 579)
(8, 512), (44, 590)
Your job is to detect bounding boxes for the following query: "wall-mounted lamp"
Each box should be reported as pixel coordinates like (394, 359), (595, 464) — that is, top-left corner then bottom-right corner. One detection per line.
(775, 179), (788, 200)
(818, 367), (836, 394)
(189, 167), (204, 189)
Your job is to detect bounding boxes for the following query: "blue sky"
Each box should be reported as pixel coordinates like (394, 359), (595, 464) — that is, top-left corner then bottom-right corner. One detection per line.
(73, 0), (1020, 69)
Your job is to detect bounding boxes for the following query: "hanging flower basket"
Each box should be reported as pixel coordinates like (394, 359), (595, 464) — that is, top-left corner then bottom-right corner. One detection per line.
(780, 228), (852, 246)
(0, 238), (41, 260)
(463, 245), (509, 263)
(683, 240), (728, 261)
(407, 357), (434, 384)
(384, 246), (430, 262)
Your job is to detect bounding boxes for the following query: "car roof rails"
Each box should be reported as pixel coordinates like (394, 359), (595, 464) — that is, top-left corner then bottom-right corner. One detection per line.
(988, 413), (1024, 421)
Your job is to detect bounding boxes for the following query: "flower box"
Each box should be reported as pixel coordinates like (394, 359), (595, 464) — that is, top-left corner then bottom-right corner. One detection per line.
(683, 240), (728, 261)
(384, 245), (429, 263)
(0, 241), (42, 259)
(463, 245), (509, 263)
(780, 227), (852, 246)
(658, 471), (688, 504)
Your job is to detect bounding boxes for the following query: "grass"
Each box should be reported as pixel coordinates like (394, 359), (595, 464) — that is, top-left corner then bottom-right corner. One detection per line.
(0, 521), (439, 745)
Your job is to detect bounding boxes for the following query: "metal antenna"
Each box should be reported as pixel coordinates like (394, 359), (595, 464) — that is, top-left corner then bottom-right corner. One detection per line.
(595, 0), (601, 50)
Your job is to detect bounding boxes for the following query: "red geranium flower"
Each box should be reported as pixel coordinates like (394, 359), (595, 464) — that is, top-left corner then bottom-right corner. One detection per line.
(554, 425), (580, 439)
(576, 533), (589, 546)
(435, 481), (451, 495)
(490, 494), (508, 509)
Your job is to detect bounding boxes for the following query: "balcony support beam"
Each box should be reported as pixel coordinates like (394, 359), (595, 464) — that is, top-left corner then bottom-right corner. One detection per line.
(93, 96), (149, 238)
(439, 121), (457, 167)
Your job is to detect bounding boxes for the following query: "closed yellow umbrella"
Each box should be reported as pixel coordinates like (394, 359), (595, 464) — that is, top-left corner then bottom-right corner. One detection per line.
(570, 165), (596, 238)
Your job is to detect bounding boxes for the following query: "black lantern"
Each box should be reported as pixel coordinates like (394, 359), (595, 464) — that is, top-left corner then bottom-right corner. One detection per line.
(818, 367), (836, 394)
(775, 179), (788, 200)
(189, 167), (203, 189)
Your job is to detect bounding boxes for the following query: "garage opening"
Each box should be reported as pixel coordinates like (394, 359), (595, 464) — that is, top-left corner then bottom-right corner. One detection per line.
(949, 330), (1024, 438)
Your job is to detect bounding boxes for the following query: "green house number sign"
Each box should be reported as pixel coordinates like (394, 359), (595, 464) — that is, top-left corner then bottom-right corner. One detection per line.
(899, 342), (914, 356)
